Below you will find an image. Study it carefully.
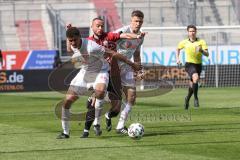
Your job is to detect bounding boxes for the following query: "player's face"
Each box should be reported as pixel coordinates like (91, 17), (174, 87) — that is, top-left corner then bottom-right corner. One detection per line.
(130, 16), (143, 33)
(188, 28), (197, 39)
(92, 19), (104, 36)
(68, 36), (81, 48)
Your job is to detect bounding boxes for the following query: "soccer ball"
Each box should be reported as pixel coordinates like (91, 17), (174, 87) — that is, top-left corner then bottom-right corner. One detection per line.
(128, 123), (144, 140)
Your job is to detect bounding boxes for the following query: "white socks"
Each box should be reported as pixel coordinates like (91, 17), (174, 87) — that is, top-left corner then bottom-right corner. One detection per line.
(116, 103), (132, 129)
(61, 107), (70, 135)
(93, 98), (104, 126)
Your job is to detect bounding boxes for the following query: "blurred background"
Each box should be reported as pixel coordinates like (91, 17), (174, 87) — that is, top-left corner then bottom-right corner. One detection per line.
(0, 0), (239, 92)
(1, 0), (240, 52)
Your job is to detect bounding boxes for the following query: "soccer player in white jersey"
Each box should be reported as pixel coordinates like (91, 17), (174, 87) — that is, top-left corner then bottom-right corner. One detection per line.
(112, 10), (145, 134)
(57, 27), (141, 139)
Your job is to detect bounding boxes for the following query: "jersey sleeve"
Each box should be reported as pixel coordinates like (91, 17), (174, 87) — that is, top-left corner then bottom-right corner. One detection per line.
(107, 32), (121, 42)
(200, 40), (208, 50)
(177, 40), (185, 49)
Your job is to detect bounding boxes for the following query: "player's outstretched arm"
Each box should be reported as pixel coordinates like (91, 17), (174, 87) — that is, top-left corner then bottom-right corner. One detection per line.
(104, 48), (142, 71)
(120, 32), (146, 39)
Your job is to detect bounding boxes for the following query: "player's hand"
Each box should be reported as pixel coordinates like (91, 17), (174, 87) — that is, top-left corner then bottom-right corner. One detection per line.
(132, 62), (142, 71)
(138, 32), (147, 39)
(196, 45), (203, 53)
(134, 70), (145, 80)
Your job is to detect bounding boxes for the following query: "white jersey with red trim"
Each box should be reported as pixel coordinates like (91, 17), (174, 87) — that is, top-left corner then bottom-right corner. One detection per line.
(114, 25), (144, 87)
(70, 38), (109, 92)
(115, 25), (144, 67)
(71, 38), (109, 72)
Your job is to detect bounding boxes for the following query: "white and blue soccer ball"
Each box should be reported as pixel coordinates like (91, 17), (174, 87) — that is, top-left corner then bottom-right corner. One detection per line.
(128, 123), (144, 140)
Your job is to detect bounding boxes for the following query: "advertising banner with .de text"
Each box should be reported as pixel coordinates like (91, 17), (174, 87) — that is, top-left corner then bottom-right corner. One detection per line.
(0, 70), (52, 92)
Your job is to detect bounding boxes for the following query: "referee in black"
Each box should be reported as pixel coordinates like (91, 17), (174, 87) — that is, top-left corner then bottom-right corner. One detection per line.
(176, 25), (209, 109)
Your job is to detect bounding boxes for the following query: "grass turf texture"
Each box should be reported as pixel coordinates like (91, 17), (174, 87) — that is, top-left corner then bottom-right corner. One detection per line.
(0, 87), (240, 160)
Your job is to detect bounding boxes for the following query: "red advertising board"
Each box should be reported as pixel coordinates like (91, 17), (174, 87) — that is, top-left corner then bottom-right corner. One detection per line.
(0, 51), (29, 70)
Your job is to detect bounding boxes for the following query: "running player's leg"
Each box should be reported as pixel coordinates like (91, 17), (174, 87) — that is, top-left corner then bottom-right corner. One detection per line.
(184, 63), (201, 109)
(105, 75), (122, 131)
(57, 88), (78, 139)
(92, 83), (106, 136)
(184, 63), (193, 109)
(116, 86), (136, 134)
(185, 81), (193, 109)
(57, 69), (88, 139)
(81, 96), (95, 138)
(105, 92), (122, 132)
(105, 58), (122, 131)
(116, 66), (136, 134)
(192, 64), (202, 107)
(92, 72), (109, 136)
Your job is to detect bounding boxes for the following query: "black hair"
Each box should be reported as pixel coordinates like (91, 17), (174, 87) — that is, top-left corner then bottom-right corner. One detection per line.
(66, 27), (81, 38)
(187, 25), (197, 31)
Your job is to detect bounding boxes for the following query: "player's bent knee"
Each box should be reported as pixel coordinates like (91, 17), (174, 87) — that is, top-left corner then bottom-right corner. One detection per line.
(66, 91), (78, 100)
(192, 74), (199, 83)
(63, 99), (75, 109)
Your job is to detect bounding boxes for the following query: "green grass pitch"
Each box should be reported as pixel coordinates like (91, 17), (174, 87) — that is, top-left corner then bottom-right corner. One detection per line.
(0, 87), (240, 160)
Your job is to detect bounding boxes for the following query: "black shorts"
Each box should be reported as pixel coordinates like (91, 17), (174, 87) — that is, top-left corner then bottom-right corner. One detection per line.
(107, 71), (122, 100)
(185, 62), (202, 81)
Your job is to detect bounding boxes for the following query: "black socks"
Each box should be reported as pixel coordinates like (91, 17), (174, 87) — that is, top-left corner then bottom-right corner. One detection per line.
(192, 83), (199, 100)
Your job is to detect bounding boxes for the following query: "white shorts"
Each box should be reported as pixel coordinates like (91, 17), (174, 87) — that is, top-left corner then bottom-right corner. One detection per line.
(120, 65), (136, 87)
(70, 69), (109, 95)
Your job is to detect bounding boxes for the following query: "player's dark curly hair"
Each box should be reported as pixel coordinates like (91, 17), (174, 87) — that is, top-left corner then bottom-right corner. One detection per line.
(66, 27), (81, 38)
(131, 10), (144, 18)
(187, 25), (197, 31)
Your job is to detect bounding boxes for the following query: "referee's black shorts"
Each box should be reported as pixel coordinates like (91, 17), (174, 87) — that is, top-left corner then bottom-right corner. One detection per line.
(185, 62), (202, 81)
